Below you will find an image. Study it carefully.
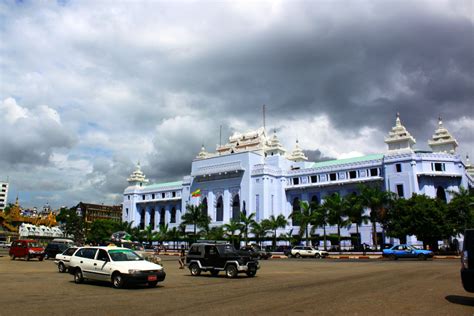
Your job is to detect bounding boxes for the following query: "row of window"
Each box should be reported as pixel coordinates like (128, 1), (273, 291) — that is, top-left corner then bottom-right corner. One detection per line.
(126, 191), (180, 201)
(292, 168), (380, 186)
(139, 207), (178, 229)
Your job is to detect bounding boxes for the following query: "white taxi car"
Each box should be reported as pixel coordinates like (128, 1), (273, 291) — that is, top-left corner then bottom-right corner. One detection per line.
(68, 246), (166, 288)
(54, 247), (79, 273)
(291, 246), (328, 258)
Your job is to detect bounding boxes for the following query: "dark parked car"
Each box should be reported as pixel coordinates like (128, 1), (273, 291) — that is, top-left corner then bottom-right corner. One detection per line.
(461, 229), (474, 292)
(186, 242), (260, 278)
(44, 242), (69, 260)
(240, 245), (272, 260)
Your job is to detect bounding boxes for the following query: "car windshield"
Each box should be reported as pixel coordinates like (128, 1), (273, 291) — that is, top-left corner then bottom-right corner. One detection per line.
(108, 249), (143, 261)
(27, 242), (41, 247)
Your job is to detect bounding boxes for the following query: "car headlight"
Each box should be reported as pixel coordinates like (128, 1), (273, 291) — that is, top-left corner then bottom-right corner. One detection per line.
(128, 269), (141, 274)
(28, 250), (35, 254)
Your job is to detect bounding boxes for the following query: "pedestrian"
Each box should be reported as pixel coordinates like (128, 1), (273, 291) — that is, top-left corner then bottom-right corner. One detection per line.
(178, 245), (186, 269)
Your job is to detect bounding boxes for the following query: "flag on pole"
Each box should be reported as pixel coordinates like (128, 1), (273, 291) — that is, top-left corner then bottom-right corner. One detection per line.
(191, 189), (201, 197)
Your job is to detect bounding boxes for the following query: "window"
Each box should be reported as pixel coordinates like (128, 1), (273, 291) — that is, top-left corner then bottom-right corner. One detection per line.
(293, 177), (299, 185)
(76, 248), (97, 259)
(433, 163), (445, 172)
(189, 245), (201, 255)
(170, 207), (176, 223)
(142, 195), (145, 200)
(162, 193), (165, 198)
(97, 249), (109, 262)
(370, 168), (378, 177)
(396, 184), (404, 198)
(396, 164), (402, 172)
(349, 171), (357, 179)
(310, 175), (318, 183)
(256, 178), (260, 183)
(255, 195), (260, 221)
(64, 248), (77, 256)
(329, 173), (337, 181)
(127, 195), (130, 200)
(172, 191), (176, 198)
(152, 194), (155, 199)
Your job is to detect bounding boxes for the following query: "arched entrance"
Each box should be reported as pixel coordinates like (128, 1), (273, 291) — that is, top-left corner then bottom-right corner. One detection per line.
(436, 186), (447, 202)
(216, 196), (223, 221)
(159, 208), (165, 226)
(232, 195), (240, 221)
(202, 197), (208, 217)
(311, 195), (319, 205)
(170, 207), (176, 223)
(140, 209), (145, 230)
(150, 209), (155, 229)
(292, 197), (300, 226)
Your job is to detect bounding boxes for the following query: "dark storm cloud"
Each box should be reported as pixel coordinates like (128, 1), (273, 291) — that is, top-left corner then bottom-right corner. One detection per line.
(1, 0), (472, 208)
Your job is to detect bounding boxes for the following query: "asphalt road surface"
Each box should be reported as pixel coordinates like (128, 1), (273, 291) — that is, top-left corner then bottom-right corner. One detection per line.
(0, 253), (472, 315)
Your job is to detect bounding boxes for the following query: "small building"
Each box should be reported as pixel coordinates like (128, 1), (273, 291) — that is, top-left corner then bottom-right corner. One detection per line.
(0, 180), (9, 211)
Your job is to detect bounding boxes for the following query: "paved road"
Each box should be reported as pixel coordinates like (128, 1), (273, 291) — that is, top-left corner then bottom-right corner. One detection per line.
(0, 254), (472, 315)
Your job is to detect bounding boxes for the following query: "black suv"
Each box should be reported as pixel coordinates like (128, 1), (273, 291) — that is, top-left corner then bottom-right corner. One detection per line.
(240, 245), (272, 260)
(44, 242), (69, 260)
(186, 242), (260, 278)
(461, 229), (474, 292)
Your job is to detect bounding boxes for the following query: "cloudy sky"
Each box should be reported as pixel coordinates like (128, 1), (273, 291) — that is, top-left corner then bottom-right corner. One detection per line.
(0, 0), (472, 209)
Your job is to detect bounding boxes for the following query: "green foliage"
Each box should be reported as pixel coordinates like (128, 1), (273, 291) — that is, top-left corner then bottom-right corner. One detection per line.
(251, 221), (269, 246)
(290, 201), (317, 246)
(86, 219), (121, 244)
(56, 207), (84, 243)
(446, 187), (474, 235)
(239, 212), (256, 244)
(223, 219), (242, 247)
(324, 193), (350, 248)
(181, 204), (211, 242)
(265, 214), (288, 248)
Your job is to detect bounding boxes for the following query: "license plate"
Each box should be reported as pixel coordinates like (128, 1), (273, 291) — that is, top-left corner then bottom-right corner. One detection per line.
(148, 275), (157, 281)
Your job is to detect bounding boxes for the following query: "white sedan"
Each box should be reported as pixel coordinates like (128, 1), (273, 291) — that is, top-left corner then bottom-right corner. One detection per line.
(68, 246), (166, 288)
(54, 247), (79, 273)
(291, 246), (328, 258)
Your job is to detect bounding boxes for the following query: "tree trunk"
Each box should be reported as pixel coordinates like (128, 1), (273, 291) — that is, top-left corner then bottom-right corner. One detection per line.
(306, 224), (310, 246)
(356, 224), (360, 250)
(323, 225), (327, 251)
(372, 221), (378, 250)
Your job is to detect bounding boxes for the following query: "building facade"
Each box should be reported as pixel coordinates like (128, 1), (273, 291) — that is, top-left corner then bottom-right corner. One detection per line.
(0, 180), (8, 211)
(123, 115), (473, 247)
(76, 202), (122, 225)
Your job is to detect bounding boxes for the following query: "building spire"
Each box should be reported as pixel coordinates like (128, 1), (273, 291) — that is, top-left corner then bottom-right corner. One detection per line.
(287, 139), (308, 162)
(428, 116), (458, 154)
(127, 162), (149, 186)
(384, 113), (416, 153)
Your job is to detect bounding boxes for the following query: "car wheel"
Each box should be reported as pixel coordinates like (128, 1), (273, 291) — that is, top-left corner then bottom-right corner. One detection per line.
(74, 269), (84, 284)
(26, 255), (30, 261)
(225, 265), (238, 278)
(189, 263), (201, 276)
(418, 254), (426, 261)
(295, 253), (301, 258)
(389, 254), (397, 261)
(246, 270), (257, 277)
(39, 256), (44, 261)
(315, 253), (321, 259)
(112, 273), (125, 289)
(58, 262), (66, 273)
(147, 281), (158, 288)
(10, 254), (15, 260)
(210, 270), (219, 277)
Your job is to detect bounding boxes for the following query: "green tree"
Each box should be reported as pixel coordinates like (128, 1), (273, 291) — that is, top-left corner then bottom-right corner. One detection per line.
(447, 187), (474, 235)
(384, 197), (411, 244)
(280, 228), (300, 247)
(325, 193), (350, 249)
(223, 219), (242, 248)
(290, 201), (316, 246)
(206, 225), (225, 241)
(266, 214), (288, 248)
(239, 212), (256, 245)
(345, 194), (370, 250)
(167, 226), (182, 250)
(56, 207), (84, 243)
(311, 204), (330, 250)
(181, 204), (211, 242)
(86, 219), (120, 244)
(251, 221), (269, 247)
(406, 194), (451, 251)
(358, 185), (391, 250)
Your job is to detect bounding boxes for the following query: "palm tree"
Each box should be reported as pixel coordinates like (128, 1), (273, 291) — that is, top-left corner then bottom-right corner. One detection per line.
(223, 219), (242, 247)
(311, 204), (330, 251)
(324, 193), (350, 250)
(290, 201), (316, 246)
(167, 226), (182, 250)
(144, 225), (158, 247)
(358, 185), (391, 250)
(280, 228), (299, 247)
(345, 193), (370, 250)
(156, 223), (169, 245)
(240, 212), (256, 245)
(206, 225), (225, 241)
(251, 221), (269, 247)
(266, 214), (288, 249)
(181, 204), (210, 242)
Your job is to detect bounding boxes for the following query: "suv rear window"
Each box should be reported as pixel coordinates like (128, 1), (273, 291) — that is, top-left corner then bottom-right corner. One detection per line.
(189, 245), (202, 255)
